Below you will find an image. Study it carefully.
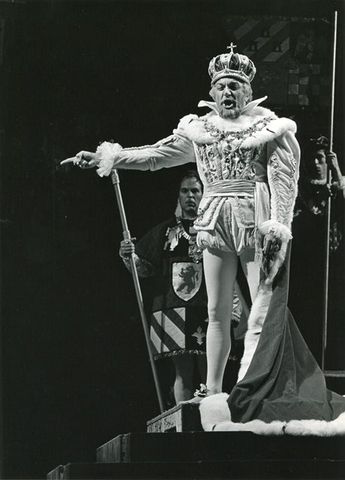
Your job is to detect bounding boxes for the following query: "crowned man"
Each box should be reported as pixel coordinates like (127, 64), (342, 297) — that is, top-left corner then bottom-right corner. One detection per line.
(62, 46), (345, 431)
(65, 43), (300, 394)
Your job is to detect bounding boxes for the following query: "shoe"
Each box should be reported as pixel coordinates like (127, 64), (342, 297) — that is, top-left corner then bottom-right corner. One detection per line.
(178, 384), (209, 405)
(194, 383), (209, 398)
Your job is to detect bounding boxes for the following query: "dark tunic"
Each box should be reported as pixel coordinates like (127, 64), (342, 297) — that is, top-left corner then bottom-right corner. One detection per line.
(135, 217), (208, 360)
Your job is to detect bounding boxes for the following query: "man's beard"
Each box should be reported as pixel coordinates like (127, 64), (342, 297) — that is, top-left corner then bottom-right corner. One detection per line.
(219, 105), (242, 119)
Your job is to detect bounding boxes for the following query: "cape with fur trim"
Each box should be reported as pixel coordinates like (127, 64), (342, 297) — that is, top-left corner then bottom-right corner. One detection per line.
(175, 103), (296, 150)
(199, 246), (345, 436)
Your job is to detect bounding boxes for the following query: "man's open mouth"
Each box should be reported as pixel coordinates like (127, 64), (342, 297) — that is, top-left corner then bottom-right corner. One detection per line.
(222, 99), (236, 109)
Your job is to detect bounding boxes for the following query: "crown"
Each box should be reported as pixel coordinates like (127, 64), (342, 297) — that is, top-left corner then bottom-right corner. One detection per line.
(208, 43), (256, 86)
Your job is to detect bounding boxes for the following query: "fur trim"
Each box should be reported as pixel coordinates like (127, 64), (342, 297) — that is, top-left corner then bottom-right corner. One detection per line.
(242, 116), (296, 150)
(237, 283), (273, 382)
(214, 419), (287, 435)
(174, 114), (214, 145)
(199, 394), (345, 436)
(174, 106), (296, 149)
(258, 220), (292, 285)
(258, 219), (292, 239)
(96, 141), (123, 177)
(199, 393), (231, 431)
(284, 413), (345, 436)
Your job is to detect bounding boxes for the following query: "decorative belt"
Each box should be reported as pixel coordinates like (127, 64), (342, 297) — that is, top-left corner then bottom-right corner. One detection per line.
(204, 179), (255, 197)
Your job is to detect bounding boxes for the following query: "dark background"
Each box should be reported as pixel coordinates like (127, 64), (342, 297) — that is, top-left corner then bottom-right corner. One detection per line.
(0, 0), (344, 478)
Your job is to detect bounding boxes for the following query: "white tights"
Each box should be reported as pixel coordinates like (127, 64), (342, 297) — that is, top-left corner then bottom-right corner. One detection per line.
(203, 247), (260, 394)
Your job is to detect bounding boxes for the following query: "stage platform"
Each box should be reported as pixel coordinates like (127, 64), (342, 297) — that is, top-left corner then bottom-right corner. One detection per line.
(47, 458), (345, 480)
(47, 403), (345, 480)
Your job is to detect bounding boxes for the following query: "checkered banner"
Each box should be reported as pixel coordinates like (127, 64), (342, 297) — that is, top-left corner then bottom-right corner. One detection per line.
(224, 16), (333, 106)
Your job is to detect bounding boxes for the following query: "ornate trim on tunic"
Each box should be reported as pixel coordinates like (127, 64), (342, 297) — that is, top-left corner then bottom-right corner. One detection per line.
(268, 151), (298, 228)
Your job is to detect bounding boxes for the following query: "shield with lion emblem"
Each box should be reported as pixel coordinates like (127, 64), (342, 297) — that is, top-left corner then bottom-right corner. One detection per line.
(172, 262), (203, 301)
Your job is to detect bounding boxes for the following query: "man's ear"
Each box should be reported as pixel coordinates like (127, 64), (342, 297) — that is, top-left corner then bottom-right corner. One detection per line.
(209, 87), (215, 100)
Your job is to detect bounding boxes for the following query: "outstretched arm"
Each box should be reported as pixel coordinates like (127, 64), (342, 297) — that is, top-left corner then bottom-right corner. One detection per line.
(61, 133), (196, 176)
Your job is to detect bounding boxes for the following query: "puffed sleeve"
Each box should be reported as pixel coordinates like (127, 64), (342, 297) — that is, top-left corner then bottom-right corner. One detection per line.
(95, 132), (196, 177)
(259, 127), (300, 283)
(266, 129), (300, 231)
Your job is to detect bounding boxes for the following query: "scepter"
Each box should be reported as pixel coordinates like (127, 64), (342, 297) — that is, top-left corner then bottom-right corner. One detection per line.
(110, 169), (165, 413)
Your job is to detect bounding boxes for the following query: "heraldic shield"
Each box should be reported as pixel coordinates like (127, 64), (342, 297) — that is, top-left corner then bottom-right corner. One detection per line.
(172, 262), (203, 301)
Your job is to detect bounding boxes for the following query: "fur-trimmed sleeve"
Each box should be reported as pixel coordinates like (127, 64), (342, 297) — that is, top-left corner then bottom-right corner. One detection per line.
(258, 126), (300, 283)
(96, 131), (196, 175)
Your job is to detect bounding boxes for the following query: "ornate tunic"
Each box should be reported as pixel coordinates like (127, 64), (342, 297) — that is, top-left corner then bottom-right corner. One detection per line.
(99, 99), (300, 265)
(172, 102), (300, 239)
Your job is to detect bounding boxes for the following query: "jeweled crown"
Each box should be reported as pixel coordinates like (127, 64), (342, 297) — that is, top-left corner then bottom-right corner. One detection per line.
(208, 43), (256, 86)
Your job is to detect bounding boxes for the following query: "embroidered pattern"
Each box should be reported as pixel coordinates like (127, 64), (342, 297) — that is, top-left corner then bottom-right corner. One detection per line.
(194, 197), (224, 228)
(268, 152), (298, 227)
(236, 196), (256, 227)
(203, 116), (276, 144)
(195, 117), (270, 185)
(192, 326), (206, 346)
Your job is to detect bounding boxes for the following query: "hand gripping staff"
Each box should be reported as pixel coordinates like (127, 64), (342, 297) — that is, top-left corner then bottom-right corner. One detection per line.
(111, 169), (165, 413)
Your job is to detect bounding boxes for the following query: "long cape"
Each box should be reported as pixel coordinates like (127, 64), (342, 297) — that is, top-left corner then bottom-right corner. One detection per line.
(200, 247), (345, 435)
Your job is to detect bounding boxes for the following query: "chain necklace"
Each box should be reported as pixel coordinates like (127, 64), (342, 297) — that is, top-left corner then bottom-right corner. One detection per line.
(165, 217), (203, 263)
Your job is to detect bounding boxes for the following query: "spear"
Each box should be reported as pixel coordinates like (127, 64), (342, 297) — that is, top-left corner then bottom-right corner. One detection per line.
(110, 169), (165, 413)
(321, 10), (338, 371)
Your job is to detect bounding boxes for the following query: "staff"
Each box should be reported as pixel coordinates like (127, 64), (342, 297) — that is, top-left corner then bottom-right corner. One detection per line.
(321, 10), (338, 371)
(60, 155), (165, 413)
(111, 169), (164, 413)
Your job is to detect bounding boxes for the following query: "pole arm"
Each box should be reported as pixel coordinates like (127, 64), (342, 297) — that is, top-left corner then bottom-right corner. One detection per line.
(321, 10), (338, 371)
(111, 169), (165, 413)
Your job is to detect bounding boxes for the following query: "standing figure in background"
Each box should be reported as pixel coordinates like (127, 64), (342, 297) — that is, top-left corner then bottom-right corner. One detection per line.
(292, 135), (345, 363)
(119, 170), (243, 406)
(296, 135), (345, 250)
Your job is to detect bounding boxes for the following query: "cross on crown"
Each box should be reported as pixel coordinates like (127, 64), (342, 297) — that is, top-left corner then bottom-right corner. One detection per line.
(227, 42), (237, 54)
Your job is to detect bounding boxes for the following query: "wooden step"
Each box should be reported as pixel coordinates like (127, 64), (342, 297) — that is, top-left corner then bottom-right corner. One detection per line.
(146, 402), (202, 432)
(47, 465), (65, 480)
(96, 431), (345, 464)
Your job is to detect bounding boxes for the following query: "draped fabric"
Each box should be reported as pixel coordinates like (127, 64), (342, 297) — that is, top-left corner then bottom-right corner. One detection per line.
(226, 246), (345, 424)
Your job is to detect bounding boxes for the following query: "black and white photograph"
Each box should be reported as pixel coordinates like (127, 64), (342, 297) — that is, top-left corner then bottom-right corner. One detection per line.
(1, 0), (345, 479)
